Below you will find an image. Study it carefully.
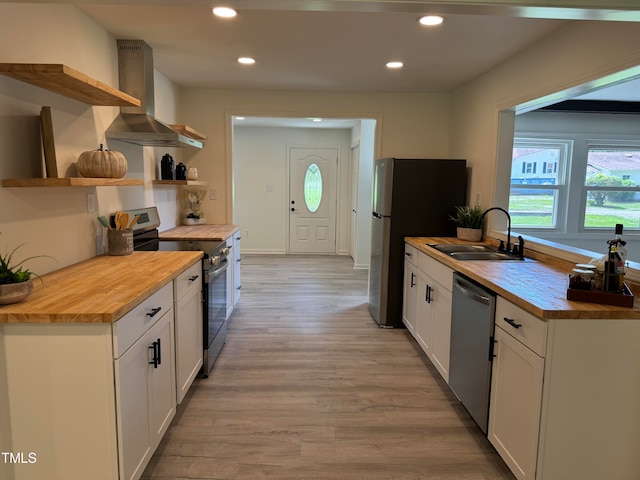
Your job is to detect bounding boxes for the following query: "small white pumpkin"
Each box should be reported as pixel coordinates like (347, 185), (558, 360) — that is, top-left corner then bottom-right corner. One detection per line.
(77, 144), (128, 178)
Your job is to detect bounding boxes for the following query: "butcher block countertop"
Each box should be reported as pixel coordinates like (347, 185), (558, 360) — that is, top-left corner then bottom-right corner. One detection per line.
(0, 251), (202, 324)
(407, 237), (640, 320)
(159, 224), (239, 241)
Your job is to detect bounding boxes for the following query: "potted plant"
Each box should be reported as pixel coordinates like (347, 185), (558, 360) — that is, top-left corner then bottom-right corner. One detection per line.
(450, 205), (485, 241)
(0, 237), (49, 305)
(183, 189), (207, 225)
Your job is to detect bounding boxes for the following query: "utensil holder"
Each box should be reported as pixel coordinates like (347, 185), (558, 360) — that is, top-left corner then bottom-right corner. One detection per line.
(108, 230), (133, 256)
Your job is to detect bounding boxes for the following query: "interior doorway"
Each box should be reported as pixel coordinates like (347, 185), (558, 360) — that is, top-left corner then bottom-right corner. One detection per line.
(230, 115), (378, 263)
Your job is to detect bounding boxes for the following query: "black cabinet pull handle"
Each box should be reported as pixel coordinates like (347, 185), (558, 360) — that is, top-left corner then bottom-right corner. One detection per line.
(425, 285), (432, 303)
(405, 252), (413, 257)
(504, 317), (522, 329)
(147, 307), (162, 317)
(157, 338), (162, 365)
(188, 275), (200, 282)
(410, 272), (416, 288)
(149, 341), (159, 368)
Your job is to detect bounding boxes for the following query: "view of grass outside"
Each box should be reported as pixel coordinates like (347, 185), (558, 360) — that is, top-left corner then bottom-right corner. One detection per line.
(510, 193), (640, 228)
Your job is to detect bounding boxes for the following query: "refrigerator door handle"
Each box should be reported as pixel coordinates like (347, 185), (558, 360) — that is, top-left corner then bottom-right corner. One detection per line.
(372, 212), (384, 219)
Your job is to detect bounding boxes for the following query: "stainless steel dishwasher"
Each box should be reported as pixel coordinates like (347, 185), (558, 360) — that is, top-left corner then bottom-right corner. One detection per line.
(449, 272), (496, 434)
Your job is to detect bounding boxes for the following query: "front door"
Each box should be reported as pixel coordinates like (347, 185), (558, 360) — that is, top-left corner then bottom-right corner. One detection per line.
(289, 147), (338, 254)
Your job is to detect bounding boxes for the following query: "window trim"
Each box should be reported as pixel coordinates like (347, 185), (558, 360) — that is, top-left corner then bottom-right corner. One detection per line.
(510, 138), (572, 232)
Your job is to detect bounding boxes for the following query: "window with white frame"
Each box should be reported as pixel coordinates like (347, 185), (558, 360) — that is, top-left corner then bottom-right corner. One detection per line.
(583, 147), (640, 229)
(509, 139), (570, 228)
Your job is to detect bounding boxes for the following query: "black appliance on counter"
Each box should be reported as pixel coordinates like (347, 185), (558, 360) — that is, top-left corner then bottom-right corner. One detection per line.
(126, 207), (229, 376)
(368, 158), (467, 328)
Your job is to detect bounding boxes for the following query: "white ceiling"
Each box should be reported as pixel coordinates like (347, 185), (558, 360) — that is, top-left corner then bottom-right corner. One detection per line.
(17, 1), (640, 127)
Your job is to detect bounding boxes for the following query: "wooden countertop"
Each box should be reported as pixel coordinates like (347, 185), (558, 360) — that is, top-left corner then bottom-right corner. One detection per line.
(159, 224), (239, 241)
(407, 237), (640, 320)
(0, 251), (203, 324)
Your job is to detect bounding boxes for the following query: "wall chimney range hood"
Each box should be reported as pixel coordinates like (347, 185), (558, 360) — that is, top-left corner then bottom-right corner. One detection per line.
(106, 40), (202, 148)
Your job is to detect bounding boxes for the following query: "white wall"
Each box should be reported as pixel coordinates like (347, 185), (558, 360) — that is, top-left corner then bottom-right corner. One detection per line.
(180, 89), (452, 225)
(0, 4), (186, 277)
(232, 126), (352, 254)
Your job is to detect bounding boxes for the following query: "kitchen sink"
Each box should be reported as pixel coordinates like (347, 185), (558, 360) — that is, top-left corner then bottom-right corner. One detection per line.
(427, 244), (496, 254)
(427, 243), (535, 261)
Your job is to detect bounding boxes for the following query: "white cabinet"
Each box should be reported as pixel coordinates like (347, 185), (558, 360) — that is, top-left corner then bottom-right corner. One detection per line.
(233, 231), (242, 306)
(488, 324), (544, 480)
(488, 296), (640, 480)
(173, 262), (203, 404)
(0, 258), (203, 480)
(114, 283), (176, 480)
(226, 230), (242, 318)
(402, 244), (419, 334)
(403, 242), (454, 382)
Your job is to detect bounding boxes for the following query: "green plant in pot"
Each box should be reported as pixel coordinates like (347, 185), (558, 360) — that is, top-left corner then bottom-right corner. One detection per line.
(450, 205), (485, 241)
(0, 236), (50, 305)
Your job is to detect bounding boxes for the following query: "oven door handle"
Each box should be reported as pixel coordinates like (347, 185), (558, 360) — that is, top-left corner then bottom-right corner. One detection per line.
(206, 259), (228, 283)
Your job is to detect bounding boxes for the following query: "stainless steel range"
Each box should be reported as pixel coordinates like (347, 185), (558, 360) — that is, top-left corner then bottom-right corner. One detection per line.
(125, 207), (230, 376)
(158, 239), (229, 376)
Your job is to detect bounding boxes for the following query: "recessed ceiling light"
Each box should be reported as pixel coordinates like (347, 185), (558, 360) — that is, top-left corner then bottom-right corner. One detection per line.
(386, 61), (404, 69)
(419, 15), (445, 26)
(237, 57), (256, 65)
(212, 6), (237, 18)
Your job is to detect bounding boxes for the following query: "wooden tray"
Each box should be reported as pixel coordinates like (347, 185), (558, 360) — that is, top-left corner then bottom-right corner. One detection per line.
(567, 279), (634, 307)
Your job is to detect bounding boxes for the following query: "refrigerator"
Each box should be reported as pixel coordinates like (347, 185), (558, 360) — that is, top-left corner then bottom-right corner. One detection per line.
(368, 157), (467, 328)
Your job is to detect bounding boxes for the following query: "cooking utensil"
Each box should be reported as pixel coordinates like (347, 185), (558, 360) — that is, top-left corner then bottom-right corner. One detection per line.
(115, 211), (130, 230)
(128, 214), (140, 230)
(97, 215), (110, 229)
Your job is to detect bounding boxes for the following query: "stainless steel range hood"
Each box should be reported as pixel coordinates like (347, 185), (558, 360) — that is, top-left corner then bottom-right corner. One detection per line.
(106, 40), (202, 149)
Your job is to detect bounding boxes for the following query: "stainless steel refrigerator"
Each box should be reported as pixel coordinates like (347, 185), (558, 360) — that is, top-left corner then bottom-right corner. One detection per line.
(368, 157), (467, 327)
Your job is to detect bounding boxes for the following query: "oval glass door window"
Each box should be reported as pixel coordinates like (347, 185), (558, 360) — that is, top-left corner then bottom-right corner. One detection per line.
(304, 163), (323, 212)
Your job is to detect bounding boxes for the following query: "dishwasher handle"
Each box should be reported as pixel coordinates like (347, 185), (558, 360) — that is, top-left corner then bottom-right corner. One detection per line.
(453, 277), (491, 306)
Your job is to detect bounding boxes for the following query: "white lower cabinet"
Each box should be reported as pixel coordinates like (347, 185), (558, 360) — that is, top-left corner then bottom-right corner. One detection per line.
(0, 260), (203, 480)
(488, 325), (544, 480)
(403, 243), (453, 382)
(174, 262), (203, 404)
(489, 296), (640, 480)
(226, 230), (242, 318)
(114, 285), (176, 480)
(116, 310), (176, 480)
(402, 245), (419, 334)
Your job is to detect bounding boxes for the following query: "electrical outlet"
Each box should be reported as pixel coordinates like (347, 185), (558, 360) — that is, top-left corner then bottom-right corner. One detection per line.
(475, 192), (481, 207)
(210, 188), (218, 200)
(245, 229), (249, 237)
(86, 192), (96, 214)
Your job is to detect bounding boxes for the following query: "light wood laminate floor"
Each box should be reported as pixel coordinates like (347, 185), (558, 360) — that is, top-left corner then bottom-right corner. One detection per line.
(142, 255), (514, 480)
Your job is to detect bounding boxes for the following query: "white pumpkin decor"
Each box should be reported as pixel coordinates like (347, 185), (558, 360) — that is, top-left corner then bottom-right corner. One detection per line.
(77, 144), (128, 178)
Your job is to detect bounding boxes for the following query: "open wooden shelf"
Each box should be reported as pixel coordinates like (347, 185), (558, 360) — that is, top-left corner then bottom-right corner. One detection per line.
(0, 63), (140, 107)
(152, 180), (207, 186)
(1, 178), (144, 187)
(170, 125), (207, 141)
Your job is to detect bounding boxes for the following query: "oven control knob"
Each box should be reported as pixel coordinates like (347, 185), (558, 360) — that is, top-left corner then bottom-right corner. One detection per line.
(209, 255), (221, 267)
(222, 247), (231, 256)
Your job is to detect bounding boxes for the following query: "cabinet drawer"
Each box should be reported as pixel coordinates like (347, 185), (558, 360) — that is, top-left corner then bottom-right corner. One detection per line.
(495, 297), (548, 357)
(113, 282), (174, 358)
(418, 252), (453, 292)
(404, 243), (418, 266)
(174, 261), (202, 301)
